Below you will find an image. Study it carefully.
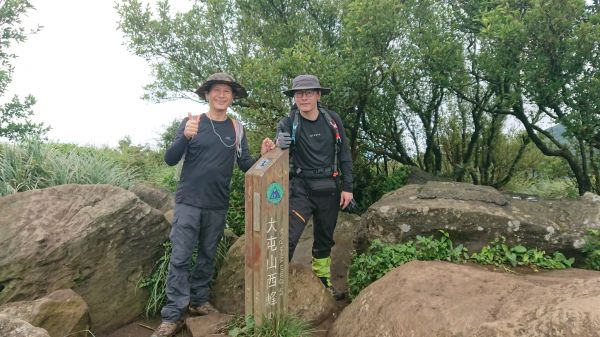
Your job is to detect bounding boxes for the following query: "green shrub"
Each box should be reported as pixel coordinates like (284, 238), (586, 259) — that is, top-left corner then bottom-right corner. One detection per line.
(414, 231), (468, 262)
(348, 232), (574, 299)
(153, 164), (178, 192)
(353, 160), (409, 212)
(347, 231), (467, 299)
(581, 229), (600, 271)
(347, 240), (417, 299)
(471, 237), (574, 270)
(223, 314), (312, 337)
(503, 154), (579, 199)
(510, 177), (579, 199)
(112, 136), (167, 185)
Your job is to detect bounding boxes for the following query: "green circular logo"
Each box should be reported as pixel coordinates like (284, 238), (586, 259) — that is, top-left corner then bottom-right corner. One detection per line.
(266, 182), (284, 205)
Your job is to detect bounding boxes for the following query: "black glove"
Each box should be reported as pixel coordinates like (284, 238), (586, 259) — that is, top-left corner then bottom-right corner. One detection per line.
(343, 199), (359, 213)
(276, 132), (292, 149)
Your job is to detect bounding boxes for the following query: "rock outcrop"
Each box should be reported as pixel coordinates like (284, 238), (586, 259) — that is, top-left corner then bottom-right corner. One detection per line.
(357, 182), (600, 261)
(0, 184), (170, 332)
(0, 289), (90, 337)
(129, 183), (174, 213)
(0, 314), (50, 337)
(330, 260), (600, 337)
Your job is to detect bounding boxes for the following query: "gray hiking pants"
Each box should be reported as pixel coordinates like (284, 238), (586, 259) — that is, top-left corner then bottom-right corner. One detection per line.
(161, 203), (226, 322)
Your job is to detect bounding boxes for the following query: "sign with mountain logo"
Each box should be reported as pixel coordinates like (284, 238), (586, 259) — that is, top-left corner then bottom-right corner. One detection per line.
(245, 148), (289, 324)
(266, 182), (283, 204)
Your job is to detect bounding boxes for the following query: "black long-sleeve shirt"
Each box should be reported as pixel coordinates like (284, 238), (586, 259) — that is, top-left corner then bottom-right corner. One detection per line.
(165, 114), (256, 209)
(276, 107), (353, 192)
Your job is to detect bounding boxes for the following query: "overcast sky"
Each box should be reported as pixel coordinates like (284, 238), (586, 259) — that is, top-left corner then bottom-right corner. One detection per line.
(7, 0), (203, 148)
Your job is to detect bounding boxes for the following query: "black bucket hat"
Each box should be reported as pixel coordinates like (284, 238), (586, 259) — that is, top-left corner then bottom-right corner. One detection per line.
(195, 72), (248, 100)
(283, 74), (332, 97)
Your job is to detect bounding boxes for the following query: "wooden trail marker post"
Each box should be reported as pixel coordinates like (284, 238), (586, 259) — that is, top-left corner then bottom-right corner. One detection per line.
(244, 148), (289, 324)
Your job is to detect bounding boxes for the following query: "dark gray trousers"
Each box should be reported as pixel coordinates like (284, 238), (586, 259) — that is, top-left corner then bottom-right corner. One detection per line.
(160, 203), (226, 322)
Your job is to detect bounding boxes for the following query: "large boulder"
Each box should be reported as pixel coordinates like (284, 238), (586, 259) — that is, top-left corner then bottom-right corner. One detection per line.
(291, 212), (361, 294)
(211, 235), (245, 314)
(330, 260), (600, 337)
(212, 235), (336, 324)
(129, 183), (174, 213)
(357, 182), (600, 260)
(0, 289), (89, 337)
(0, 184), (170, 332)
(287, 264), (337, 324)
(0, 314), (50, 337)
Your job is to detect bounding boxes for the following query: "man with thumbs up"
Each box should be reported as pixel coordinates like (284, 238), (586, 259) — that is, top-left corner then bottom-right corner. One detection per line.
(153, 73), (274, 337)
(183, 112), (200, 139)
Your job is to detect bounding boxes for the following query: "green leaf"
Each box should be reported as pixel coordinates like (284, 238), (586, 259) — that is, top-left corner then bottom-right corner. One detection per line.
(512, 245), (527, 254)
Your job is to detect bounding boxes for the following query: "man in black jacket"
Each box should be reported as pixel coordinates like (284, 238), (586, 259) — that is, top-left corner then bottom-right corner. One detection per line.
(276, 74), (353, 300)
(153, 72), (274, 337)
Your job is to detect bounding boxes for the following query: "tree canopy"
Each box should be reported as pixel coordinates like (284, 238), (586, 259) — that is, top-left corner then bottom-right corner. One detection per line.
(0, 0), (48, 141)
(116, 0), (600, 195)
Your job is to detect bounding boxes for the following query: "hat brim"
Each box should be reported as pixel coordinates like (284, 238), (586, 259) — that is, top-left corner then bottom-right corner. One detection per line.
(195, 80), (248, 100)
(283, 87), (331, 97)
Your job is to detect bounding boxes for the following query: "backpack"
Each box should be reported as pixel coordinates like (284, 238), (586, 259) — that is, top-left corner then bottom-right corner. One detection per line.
(288, 104), (342, 178)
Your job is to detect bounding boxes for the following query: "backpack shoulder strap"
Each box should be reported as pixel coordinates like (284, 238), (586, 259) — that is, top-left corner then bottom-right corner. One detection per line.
(290, 108), (299, 144)
(319, 107), (342, 177)
(229, 116), (244, 158)
(319, 107), (342, 147)
(229, 117), (244, 145)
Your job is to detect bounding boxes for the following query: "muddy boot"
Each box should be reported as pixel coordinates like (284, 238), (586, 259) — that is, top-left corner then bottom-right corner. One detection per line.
(312, 256), (345, 301)
(189, 302), (220, 316)
(318, 277), (345, 300)
(151, 320), (183, 337)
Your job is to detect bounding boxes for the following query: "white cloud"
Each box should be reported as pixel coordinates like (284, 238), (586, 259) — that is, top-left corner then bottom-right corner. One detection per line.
(6, 0), (202, 147)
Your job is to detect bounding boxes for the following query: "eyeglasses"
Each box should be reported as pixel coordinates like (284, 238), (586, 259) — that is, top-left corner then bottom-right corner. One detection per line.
(294, 89), (317, 98)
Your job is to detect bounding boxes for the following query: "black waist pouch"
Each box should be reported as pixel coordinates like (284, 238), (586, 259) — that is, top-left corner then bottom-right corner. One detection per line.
(303, 178), (338, 196)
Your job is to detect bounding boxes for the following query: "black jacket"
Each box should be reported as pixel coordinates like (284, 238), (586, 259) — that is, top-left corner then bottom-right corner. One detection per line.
(276, 105), (353, 192)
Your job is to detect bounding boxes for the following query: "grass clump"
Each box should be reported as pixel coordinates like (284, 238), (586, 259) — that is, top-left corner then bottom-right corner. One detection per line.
(138, 234), (235, 317)
(138, 241), (171, 317)
(223, 314), (312, 337)
(0, 138), (137, 196)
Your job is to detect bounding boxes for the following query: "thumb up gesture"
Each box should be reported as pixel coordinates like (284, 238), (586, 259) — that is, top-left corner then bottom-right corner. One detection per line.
(184, 113), (200, 140)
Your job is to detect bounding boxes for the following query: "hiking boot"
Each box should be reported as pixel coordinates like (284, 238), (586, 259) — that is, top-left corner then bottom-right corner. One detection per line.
(319, 277), (345, 301)
(150, 320), (183, 337)
(189, 302), (220, 316)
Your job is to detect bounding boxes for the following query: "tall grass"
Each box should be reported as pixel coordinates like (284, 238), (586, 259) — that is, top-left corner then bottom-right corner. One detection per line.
(504, 177), (579, 199)
(138, 241), (171, 317)
(223, 314), (313, 337)
(0, 139), (138, 196)
(138, 234), (235, 317)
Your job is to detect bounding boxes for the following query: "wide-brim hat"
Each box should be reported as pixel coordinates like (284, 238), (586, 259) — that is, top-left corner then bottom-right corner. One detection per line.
(195, 72), (248, 100)
(283, 74), (332, 97)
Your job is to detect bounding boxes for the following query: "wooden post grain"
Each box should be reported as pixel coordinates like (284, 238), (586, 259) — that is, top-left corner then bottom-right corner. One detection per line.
(244, 148), (289, 324)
